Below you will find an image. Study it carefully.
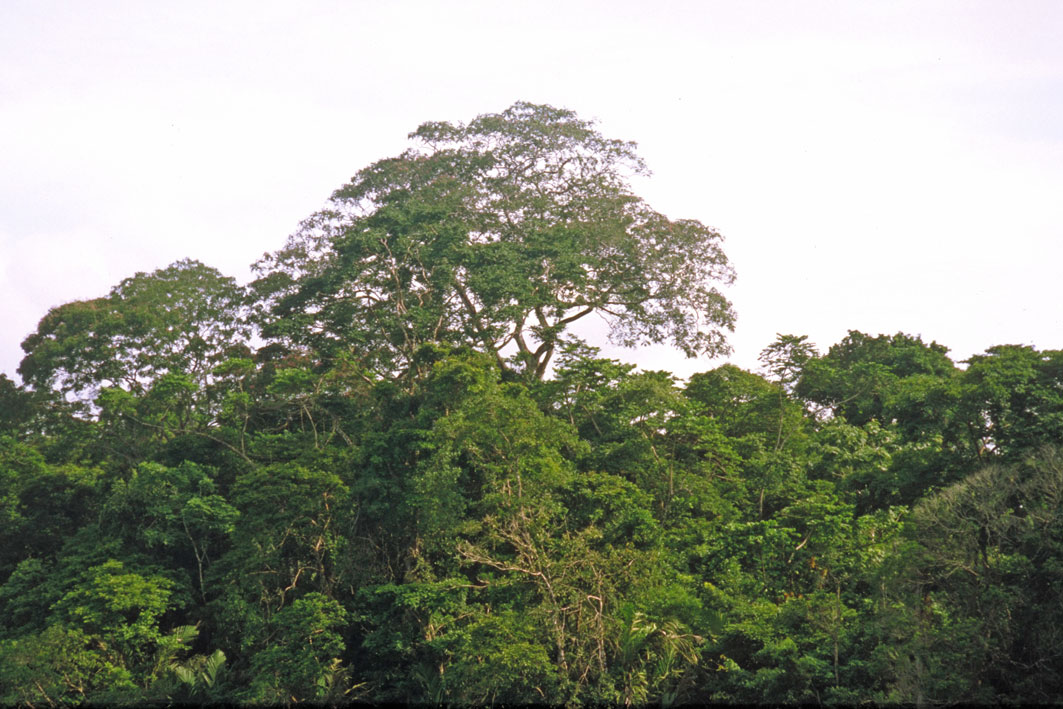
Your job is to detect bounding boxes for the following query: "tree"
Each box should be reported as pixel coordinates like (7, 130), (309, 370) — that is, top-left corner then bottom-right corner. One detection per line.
(795, 331), (956, 429)
(49, 559), (182, 680)
(958, 345), (1063, 461)
(0, 436), (100, 580)
(759, 334), (817, 395)
(0, 376), (33, 436)
(19, 259), (250, 406)
(685, 364), (812, 518)
(254, 102), (735, 380)
(795, 332), (963, 502)
(247, 593), (351, 703)
(879, 448), (1063, 704)
(100, 462), (238, 601)
(0, 625), (134, 704)
(207, 463), (348, 655)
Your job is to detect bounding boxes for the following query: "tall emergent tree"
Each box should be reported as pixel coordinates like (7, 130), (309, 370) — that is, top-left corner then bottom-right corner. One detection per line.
(254, 102), (735, 379)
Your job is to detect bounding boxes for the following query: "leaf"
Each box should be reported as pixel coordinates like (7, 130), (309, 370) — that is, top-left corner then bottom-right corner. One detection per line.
(173, 665), (195, 686)
(203, 649), (226, 687)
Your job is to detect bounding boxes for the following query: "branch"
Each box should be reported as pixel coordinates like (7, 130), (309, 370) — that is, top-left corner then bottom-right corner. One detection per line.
(555, 306), (595, 328)
(454, 282), (507, 370)
(119, 410), (254, 465)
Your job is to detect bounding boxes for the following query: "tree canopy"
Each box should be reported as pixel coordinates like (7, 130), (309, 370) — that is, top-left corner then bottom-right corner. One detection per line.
(19, 259), (250, 405)
(4, 103), (1063, 706)
(254, 102), (735, 380)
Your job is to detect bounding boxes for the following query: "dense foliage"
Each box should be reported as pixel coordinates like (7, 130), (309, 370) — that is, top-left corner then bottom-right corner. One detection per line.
(4, 105), (1062, 706)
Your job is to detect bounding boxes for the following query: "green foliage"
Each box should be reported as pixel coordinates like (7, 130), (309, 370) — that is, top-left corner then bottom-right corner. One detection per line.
(254, 102), (734, 380)
(0, 375), (34, 436)
(51, 560), (179, 667)
(879, 448), (1063, 703)
(0, 625), (136, 705)
(959, 345), (1063, 461)
(797, 330), (957, 428)
(759, 333), (818, 393)
(356, 581), (560, 703)
(6, 103), (1063, 705)
(0, 558), (52, 637)
(101, 461), (238, 599)
(433, 610), (560, 704)
(248, 592), (350, 702)
(208, 463), (349, 659)
(611, 603), (703, 705)
(415, 352), (579, 551)
(19, 259), (250, 405)
(6, 314), (1063, 704)
(170, 647), (228, 701)
(0, 436), (100, 579)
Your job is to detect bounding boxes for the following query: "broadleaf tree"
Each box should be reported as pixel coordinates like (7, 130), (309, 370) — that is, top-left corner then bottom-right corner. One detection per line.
(254, 102), (735, 380)
(19, 259), (250, 407)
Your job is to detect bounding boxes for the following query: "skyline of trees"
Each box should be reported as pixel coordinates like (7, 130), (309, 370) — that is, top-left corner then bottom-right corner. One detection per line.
(2, 104), (1061, 705)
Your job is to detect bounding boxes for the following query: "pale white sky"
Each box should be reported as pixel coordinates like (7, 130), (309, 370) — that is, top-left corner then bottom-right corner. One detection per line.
(3, 0), (1062, 383)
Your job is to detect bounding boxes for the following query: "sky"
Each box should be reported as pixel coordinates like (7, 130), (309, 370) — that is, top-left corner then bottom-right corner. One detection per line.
(2, 0), (1062, 383)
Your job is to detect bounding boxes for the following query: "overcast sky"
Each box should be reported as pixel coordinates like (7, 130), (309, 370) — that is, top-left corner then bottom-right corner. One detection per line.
(3, 0), (1061, 383)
